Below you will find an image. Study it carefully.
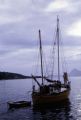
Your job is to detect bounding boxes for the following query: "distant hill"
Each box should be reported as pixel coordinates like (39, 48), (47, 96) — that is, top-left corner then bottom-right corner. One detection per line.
(0, 72), (28, 80)
(69, 69), (81, 76)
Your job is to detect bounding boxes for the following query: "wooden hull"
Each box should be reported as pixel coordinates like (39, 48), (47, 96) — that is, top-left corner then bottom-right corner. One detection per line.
(32, 89), (70, 105)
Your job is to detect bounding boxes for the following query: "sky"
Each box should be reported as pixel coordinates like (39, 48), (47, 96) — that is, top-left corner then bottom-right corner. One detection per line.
(0, 0), (81, 75)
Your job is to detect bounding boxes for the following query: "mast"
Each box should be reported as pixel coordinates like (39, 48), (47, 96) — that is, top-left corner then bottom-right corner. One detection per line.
(57, 17), (60, 81)
(39, 30), (44, 85)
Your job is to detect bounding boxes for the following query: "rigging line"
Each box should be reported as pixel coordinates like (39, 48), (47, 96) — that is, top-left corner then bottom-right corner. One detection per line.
(41, 44), (49, 84)
(35, 45), (40, 75)
(47, 46), (52, 77)
(59, 36), (64, 74)
(42, 51), (49, 85)
(34, 31), (43, 78)
(59, 43), (71, 81)
(57, 17), (60, 81)
(43, 50), (49, 78)
(59, 25), (68, 74)
(60, 34), (68, 72)
(53, 17), (67, 75)
(51, 18), (59, 80)
(51, 27), (57, 80)
(33, 38), (40, 86)
(48, 26), (57, 79)
(35, 31), (46, 83)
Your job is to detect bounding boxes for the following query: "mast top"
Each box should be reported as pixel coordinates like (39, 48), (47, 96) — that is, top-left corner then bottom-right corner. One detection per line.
(39, 29), (41, 34)
(57, 16), (59, 21)
(57, 16), (59, 31)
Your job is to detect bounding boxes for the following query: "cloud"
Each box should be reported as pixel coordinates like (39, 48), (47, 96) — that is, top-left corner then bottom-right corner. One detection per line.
(60, 46), (81, 71)
(66, 19), (81, 36)
(0, 47), (40, 74)
(44, 0), (80, 13)
(45, 0), (69, 12)
(0, 15), (25, 25)
(64, 46), (81, 58)
(0, 0), (32, 25)
(0, 0), (81, 74)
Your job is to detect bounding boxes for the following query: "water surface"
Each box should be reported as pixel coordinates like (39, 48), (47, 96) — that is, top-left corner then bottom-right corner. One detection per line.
(0, 77), (81, 120)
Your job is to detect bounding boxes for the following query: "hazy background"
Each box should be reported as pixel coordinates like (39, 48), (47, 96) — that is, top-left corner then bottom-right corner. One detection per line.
(0, 0), (81, 75)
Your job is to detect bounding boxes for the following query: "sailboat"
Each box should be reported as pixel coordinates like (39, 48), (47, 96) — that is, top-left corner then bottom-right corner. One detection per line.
(32, 17), (71, 105)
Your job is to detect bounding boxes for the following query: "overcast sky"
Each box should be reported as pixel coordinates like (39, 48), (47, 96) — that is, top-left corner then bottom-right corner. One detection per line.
(0, 0), (81, 75)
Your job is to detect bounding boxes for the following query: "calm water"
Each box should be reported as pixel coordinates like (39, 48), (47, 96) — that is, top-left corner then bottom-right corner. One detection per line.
(0, 77), (81, 120)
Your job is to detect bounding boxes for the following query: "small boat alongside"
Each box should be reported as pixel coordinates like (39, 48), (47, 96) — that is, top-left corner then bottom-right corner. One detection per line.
(7, 101), (31, 109)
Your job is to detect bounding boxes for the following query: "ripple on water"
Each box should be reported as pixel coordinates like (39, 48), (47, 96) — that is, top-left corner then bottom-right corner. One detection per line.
(0, 78), (81, 120)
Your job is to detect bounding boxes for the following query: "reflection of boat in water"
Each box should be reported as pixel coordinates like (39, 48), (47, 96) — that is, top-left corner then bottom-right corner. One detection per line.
(33, 99), (73, 120)
(33, 99), (71, 112)
(32, 17), (71, 105)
